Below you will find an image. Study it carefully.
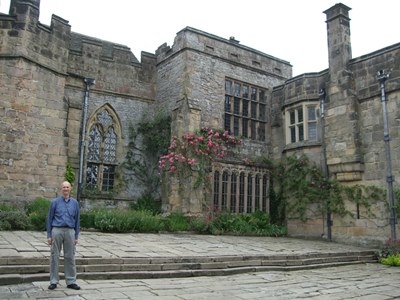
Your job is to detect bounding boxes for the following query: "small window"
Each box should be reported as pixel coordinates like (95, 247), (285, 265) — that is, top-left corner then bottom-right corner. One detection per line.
(286, 103), (319, 144)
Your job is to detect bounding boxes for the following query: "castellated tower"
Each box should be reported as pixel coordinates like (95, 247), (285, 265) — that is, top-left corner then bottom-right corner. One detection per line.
(323, 3), (363, 181)
(0, 0), (72, 203)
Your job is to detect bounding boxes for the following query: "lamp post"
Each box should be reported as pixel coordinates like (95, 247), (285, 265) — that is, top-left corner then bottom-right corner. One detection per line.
(77, 77), (96, 202)
(377, 70), (397, 241)
(319, 88), (332, 241)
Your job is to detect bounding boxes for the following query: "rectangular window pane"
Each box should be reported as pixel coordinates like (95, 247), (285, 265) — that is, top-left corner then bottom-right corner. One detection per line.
(234, 117), (239, 136)
(102, 165), (115, 191)
(308, 122), (317, 141)
(242, 118), (248, 137)
(230, 174), (237, 213)
(259, 90), (266, 103)
(258, 123), (265, 141)
(251, 121), (257, 139)
(298, 108), (303, 123)
(243, 99), (249, 116)
(259, 104), (265, 121)
(234, 83), (240, 97)
(290, 111), (295, 125)
(222, 172), (228, 210)
(234, 97), (240, 115)
(251, 88), (257, 100)
(86, 163), (98, 190)
(225, 80), (232, 95)
(251, 102), (257, 118)
(224, 114), (231, 133)
(290, 126), (296, 143)
(213, 172), (220, 210)
(308, 106), (316, 120)
(243, 85), (249, 98)
(298, 124), (304, 141)
(224, 95), (231, 112)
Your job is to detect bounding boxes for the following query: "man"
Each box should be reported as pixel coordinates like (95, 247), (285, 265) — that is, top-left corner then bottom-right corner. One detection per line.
(46, 181), (81, 290)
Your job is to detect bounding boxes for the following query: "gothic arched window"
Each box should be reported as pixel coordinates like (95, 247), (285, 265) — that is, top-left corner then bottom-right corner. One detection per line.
(86, 109), (118, 192)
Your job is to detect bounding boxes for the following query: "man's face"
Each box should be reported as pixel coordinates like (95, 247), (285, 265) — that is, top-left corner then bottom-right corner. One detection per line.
(61, 182), (71, 197)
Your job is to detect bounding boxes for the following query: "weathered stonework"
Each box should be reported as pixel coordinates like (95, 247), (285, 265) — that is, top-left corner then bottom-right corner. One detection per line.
(0, 1), (399, 246)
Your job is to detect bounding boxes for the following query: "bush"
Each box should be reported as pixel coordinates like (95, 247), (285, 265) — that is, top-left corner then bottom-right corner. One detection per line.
(162, 213), (191, 232)
(93, 209), (162, 233)
(80, 210), (97, 229)
(204, 211), (287, 236)
(129, 195), (161, 215)
(26, 197), (51, 231)
(0, 211), (30, 230)
(380, 255), (400, 266)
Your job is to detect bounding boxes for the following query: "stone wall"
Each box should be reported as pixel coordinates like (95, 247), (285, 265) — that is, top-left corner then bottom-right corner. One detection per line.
(0, 2), (70, 204)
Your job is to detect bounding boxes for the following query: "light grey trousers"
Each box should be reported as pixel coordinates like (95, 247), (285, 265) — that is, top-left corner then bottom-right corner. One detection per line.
(49, 227), (77, 285)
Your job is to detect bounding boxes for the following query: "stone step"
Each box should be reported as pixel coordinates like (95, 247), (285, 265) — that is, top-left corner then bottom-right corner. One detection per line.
(0, 251), (378, 286)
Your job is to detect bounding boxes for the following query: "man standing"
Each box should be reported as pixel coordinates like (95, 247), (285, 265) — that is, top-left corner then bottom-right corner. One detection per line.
(46, 181), (81, 290)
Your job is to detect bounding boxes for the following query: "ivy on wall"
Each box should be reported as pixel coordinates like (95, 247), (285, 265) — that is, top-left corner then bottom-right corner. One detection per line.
(124, 110), (171, 198)
(269, 154), (386, 222)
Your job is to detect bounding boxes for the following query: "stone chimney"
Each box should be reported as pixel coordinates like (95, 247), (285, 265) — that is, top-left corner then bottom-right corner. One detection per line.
(324, 3), (352, 82)
(322, 3), (363, 182)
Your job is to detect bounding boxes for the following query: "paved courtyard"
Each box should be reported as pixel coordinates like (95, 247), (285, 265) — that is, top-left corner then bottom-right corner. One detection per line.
(0, 231), (399, 299)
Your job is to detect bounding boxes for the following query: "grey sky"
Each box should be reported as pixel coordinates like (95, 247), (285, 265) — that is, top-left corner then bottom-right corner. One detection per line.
(1, 0), (399, 76)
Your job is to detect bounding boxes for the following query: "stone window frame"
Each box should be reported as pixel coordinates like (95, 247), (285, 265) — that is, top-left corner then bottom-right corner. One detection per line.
(224, 78), (267, 141)
(85, 104), (122, 193)
(212, 163), (269, 213)
(285, 102), (319, 145)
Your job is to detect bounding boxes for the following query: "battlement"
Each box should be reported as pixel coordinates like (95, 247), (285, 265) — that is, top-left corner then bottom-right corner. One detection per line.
(157, 26), (292, 79)
(69, 32), (140, 66)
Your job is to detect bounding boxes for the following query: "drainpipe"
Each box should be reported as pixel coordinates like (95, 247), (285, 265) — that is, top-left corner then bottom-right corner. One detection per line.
(319, 88), (332, 241)
(377, 70), (397, 241)
(77, 77), (96, 203)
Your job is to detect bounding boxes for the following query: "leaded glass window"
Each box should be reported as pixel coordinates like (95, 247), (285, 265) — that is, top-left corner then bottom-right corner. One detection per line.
(86, 109), (118, 192)
(224, 79), (268, 141)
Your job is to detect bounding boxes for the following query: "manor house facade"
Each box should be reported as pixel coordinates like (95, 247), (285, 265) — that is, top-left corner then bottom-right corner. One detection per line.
(1, 0), (399, 246)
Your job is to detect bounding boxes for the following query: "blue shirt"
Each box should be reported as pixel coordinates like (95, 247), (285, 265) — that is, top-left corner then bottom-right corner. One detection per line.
(46, 196), (80, 240)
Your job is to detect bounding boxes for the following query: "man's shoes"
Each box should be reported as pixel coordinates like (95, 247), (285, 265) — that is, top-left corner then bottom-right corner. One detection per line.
(48, 284), (57, 290)
(67, 283), (81, 290)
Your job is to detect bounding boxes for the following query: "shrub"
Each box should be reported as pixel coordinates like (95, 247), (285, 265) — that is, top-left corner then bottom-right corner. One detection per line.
(26, 197), (51, 231)
(162, 213), (191, 232)
(93, 209), (162, 233)
(380, 255), (400, 266)
(130, 194), (161, 215)
(0, 211), (30, 230)
(80, 209), (97, 229)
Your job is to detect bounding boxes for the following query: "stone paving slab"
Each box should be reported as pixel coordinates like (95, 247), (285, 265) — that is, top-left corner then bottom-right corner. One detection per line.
(0, 264), (399, 299)
(0, 231), (379, 259)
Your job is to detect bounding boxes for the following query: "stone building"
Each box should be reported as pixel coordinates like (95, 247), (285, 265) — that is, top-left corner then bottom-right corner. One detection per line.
(0, 0), (399, 246)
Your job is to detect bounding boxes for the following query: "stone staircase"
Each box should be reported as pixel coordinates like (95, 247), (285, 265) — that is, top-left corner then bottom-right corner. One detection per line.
(0, 250), (378, 285)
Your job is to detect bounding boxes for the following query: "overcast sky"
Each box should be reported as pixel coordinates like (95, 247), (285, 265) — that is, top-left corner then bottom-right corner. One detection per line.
(1, 0), (399, 76)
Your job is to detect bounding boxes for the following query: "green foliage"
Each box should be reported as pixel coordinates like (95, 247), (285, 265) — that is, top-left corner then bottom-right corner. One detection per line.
(380, 255), (400, 266)
(129, 194), (161, 215)
(124, 110), (171, 197)
(65, 163), (75, 185)
(26, 197), (51, 231)
(93, 209), (162, 233)
(162, 212), (192, 232)
(270, 155), (384, 222)
(190, 211), (287, 236)
(78, 208), (287, 236)
(0, 211), (30, 230)
(80, 210), (97, 229)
